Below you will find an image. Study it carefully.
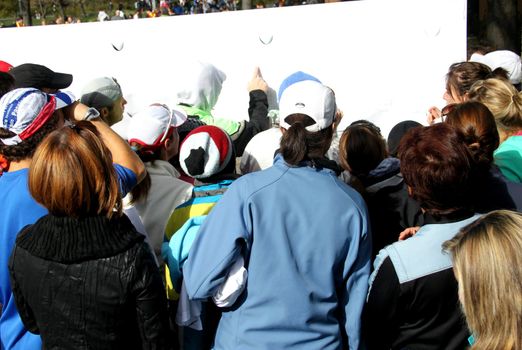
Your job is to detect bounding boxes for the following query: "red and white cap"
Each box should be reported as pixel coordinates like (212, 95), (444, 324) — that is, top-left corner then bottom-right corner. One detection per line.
(0, 88), (75, 145)
(179, 125), (233, 179)
(126, 104), (187, 149)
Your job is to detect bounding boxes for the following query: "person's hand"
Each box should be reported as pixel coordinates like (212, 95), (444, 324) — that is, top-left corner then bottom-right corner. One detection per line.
(248, 67), (268, 93)
(427, 106), (441, 125)
(398, 226), (420, 241)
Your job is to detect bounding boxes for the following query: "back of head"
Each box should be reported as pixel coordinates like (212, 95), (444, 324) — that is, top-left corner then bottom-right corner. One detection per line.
(398, 123), (474, 216)
(443, 210), (522, 350)
(278, 80), (336, 166)
(339, 121), (387, 177)
(387, 120), (422, 157)
(179, 125), (235, 181)
(175, 61), (226, 112)
(29, 121), (121, 218)
(446, 61), (508, 99)
(470, 50), (522, 85)
(80, 77), (123, 110)
(277, 71), (321, 102)
(124, 103), (187, 162)
(0, 88), (74, 162)
(444, 101), (499, 167)
(468, 78), (522, 132)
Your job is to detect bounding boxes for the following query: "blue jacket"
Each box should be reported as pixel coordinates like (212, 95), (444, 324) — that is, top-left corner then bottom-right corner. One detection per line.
(184, 154), (371, 350)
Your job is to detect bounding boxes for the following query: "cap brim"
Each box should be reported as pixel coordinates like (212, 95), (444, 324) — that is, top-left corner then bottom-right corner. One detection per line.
(49, 72), (73, 89)
(171, 106), (188, 127)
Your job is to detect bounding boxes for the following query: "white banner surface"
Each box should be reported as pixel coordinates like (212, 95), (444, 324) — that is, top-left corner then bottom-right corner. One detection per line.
(0, 0), (466, 137)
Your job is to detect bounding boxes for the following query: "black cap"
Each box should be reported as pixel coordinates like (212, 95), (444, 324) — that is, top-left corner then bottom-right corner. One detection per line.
(10, 63), (73, 89)
(387, 120), (422, 157)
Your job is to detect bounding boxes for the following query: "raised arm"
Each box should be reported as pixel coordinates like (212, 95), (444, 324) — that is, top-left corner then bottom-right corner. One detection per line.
(67, 102), (146, 182)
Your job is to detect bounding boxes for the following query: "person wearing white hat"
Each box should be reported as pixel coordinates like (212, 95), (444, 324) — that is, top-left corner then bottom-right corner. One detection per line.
(0, 88), (145, 350)
(470, 50), (522, 87)
(123, 103), (193, 265)
(182, 80), (371, 350)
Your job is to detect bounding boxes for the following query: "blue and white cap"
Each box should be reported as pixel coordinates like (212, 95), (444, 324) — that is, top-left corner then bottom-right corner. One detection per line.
(0, 88), (75, 145)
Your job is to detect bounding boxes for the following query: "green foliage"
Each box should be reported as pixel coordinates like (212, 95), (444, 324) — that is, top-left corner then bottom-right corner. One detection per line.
(0, 0), (139, 26)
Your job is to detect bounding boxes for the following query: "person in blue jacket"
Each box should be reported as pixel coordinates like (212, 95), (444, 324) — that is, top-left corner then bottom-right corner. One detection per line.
(183, 79), (372, 350)
(0, 88), (145, 350)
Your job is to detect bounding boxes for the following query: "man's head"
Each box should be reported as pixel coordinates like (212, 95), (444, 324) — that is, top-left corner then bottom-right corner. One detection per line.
(179, 125), (235, 180)
(0, 88), (75, 163)
(80, 77), (126, 126)
(124, 104), (187, 161)
(9, 63), (73, 93)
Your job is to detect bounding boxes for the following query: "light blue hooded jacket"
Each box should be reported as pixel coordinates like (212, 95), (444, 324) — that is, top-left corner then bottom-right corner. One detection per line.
(184, 154), (371, 350)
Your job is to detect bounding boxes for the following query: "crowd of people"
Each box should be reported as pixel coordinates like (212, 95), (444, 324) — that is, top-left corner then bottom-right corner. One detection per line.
(0, 44), (521, 350)
(9, 0), (316, 27)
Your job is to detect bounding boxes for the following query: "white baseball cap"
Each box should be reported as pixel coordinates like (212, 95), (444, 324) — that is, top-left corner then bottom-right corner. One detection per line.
(279, 80), (336, 132)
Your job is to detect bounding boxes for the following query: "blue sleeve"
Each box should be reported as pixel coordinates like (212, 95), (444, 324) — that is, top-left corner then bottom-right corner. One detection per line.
(183, 182), (250, 299)
(114, 164), (137, 197)
(4, 247), (42, 350)
(162, 216), (207, 292)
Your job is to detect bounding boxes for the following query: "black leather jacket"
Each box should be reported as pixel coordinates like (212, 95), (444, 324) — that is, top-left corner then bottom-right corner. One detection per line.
(8, 214), (171, 350)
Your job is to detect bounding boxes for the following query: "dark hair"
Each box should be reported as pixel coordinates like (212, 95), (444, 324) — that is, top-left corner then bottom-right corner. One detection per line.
(446, 61), (509, 99)
(29, 121), (121, 218)
(129, 171), (151, 205)
(0, 113), (60, 162)
(0, 72), (15, 98)
(338, 124), (387, 177)
(398, 123), (475, 216)
(279, 114), (333, 166)
(444, 101), (499, 167)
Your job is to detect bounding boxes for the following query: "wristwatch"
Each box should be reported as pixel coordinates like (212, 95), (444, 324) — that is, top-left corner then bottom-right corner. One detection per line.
(84, 107), (100, 121)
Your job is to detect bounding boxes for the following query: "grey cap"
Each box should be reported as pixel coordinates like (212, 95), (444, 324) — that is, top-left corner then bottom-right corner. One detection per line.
(80, 77), (122, 109)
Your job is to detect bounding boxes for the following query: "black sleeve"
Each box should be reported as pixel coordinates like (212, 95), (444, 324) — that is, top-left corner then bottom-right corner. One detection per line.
(363, 257), (401, 350)
(247, 89), (269, 132)
(8, 246), (40, 334)
(131, 243), (172, 350)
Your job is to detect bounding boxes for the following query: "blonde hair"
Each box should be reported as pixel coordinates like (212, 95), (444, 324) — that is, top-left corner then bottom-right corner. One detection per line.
(468, 78), (522, 133)
(29, 121), (122, 219)
(443, 210), (522, 350)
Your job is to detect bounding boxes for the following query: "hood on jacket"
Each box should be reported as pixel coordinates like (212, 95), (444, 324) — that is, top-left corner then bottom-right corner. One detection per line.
(176, 61), (226, 112)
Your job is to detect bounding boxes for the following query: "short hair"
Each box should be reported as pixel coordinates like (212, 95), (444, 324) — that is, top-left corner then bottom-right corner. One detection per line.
(446, 61), (508, 100)
(468, 78), (522, 132)
(0, 113), (60, 162)
(338, 123), (387, 177)
(443, 210), (522, 350)
(279, 114), (333, 166)
(398, 123), (474, 216)
(29, 121), (122, 218)
(444, 101), (499, 167)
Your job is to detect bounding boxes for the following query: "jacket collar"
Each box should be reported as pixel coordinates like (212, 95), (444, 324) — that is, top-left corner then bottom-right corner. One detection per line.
(16, 214), (144, 263)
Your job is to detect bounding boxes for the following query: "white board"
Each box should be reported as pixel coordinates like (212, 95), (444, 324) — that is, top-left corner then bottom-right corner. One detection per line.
(0, 0), (466, 137)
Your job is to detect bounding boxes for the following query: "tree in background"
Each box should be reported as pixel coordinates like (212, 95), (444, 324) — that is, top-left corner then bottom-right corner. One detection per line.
(468, 0), (521, 54)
